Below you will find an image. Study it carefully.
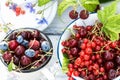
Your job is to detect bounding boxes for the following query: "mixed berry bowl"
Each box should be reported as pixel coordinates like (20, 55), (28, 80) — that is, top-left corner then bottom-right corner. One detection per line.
(57, 13), (120, 80)
(0, 28), (53, 73)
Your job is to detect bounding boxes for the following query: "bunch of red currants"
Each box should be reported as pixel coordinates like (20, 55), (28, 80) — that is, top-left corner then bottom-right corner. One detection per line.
(61, 23), (120, 80)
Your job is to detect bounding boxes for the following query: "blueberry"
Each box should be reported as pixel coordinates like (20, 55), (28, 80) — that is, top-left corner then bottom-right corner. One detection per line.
(25, 49), (35, 57)
(16, 35), (24, 43)
(41, 41), (50, 52)
(0, 41), (8, 51)
(21, 40), (29, 47)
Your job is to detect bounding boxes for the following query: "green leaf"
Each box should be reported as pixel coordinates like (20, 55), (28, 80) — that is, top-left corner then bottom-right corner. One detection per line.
(103, 27), (119, 41)
(62, 54), (70, 73)
(105, 14), (120, 33)
(38, 0), (50, 7)
(58, 0), (77, 16)
(102, 14), (120, 41)
(8, 60), (16, 72)
(80, 0), (100, 12)
(97, 1), (117, 23)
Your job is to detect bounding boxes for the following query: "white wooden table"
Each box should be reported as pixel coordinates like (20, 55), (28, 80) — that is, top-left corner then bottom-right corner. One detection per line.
(0, 1), (120, 80)
(44, 1), (120, 80)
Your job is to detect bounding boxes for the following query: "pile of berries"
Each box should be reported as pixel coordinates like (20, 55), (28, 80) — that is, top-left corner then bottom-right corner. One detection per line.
(0, 29), (52, 71)
(5, 1), (26, 16)
(61, 23), (120, 80)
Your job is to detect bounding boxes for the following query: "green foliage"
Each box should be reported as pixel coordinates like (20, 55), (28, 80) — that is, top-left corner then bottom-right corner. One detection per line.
(38, 0), (50, 6)
(80, 0), (100, 12)
(62, 54), (70, 73)
(97, 1), (120, 41)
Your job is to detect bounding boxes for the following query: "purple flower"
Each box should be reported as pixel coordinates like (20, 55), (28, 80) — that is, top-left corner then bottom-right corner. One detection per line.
(30, 7), (35, 13)
(25, 2), (35, 13)
(25, 2), (32, 8)
(9, 3), (17, 11)
(37, 18), (48, 25)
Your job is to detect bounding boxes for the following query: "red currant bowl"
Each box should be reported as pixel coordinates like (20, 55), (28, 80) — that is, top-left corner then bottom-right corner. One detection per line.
(0, 28), (53, 73)
(57, 13), (120, 80)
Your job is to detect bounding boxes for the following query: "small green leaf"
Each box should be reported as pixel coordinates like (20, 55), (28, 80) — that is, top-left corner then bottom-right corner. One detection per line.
(97, 1), (117, 23)
(80, 0), (100, 12)
(8, 60), (16, 71)
(58, 0), (77, 16)
(62, 54), (70, 73)
(38, 0), (50, 7)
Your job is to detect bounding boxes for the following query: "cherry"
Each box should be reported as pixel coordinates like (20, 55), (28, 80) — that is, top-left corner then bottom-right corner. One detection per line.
(69, 39), (77, 47)
(104, 51), (114, 61)
(29, 39), (40, 50)
(20, 55), (31, 66)
(108, 69), (116, 80)
(86, 25), (93, 31)
(21, 31), (31, 40)
(79, 10), (89, 19)
(2, 51), (12, 62)
(33, 62), (41, 68)
(13, 55), (20, 65)
(69, 10), (78, 19)
(116, 56), (120, 65)
(32, 30), (41, 40)
(79, 28), (87, 37)
(70, 47), (78, 56)
(34, 50), (41, 59)
(9, 32), (17, 40)
(8, 40), (19, 50)
(15, 45), (25, 56)
(75, 33), (80, 39)
(105, 61), (114, 71)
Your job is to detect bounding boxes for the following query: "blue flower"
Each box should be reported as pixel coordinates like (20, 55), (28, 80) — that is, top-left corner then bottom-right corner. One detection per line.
(9, 3), (17, 11)
(25, 2), (35, 13)
(25, 2), (32, 8)
(37, 18), (48, 25)
(30, 7), (35, 13)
